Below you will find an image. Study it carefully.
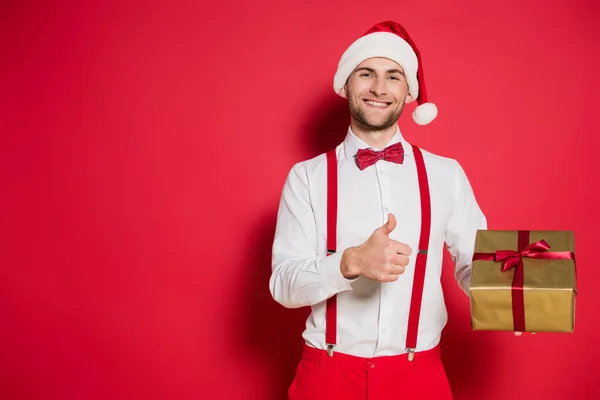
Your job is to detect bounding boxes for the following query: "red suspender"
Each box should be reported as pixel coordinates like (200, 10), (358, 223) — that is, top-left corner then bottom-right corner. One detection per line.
(324, 144), (431, 361)
(405, 145), (431, 361)
(325, 150), (338, 356)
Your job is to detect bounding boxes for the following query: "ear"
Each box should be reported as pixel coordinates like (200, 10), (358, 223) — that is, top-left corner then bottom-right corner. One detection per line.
(340, 85), (348, 99)
(405, 94), (416, 104)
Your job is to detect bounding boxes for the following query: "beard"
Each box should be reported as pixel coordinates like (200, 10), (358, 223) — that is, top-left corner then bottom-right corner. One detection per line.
(348, 93), (405, 131)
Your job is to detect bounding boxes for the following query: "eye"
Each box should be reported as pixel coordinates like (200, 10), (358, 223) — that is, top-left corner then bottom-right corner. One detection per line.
(360, 72), (373, 78)
(388, 76), (400, 80)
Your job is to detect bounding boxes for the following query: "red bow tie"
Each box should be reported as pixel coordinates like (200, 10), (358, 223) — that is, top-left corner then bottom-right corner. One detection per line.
(355, 142), (405, 170)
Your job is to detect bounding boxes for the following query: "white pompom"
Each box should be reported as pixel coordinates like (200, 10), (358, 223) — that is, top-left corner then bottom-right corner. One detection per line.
(412, 102), (438, 125)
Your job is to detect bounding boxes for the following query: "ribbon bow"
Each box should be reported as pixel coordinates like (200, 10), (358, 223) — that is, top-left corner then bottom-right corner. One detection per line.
(355, 142), (404, 171)
(495, 239), (552, 272)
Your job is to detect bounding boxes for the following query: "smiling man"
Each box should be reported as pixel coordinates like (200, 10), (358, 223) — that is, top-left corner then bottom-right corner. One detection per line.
(270, 21), (487, 400)
(343, 59), (410, 146)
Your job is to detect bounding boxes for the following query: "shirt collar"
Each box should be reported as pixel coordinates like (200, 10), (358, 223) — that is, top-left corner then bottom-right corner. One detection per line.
(342, 126), (413, 161)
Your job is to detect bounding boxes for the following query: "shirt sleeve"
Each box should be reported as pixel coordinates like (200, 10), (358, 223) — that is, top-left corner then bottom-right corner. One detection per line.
(269, 161), (357, 309)
(445, 160), (487, 297)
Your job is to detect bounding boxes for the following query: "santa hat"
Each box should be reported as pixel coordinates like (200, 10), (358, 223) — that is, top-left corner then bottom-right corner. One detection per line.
(333, 21), (438, 125)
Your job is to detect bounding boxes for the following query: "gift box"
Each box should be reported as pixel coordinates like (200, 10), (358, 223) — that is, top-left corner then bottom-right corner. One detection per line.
(469, 230), (577, 332)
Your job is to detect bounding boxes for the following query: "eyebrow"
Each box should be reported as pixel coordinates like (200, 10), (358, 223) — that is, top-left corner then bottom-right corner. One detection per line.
(355, 67), (405, 76)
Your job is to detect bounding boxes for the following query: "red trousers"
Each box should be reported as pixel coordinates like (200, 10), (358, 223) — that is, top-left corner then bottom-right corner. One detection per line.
(288, 344), (453, 400)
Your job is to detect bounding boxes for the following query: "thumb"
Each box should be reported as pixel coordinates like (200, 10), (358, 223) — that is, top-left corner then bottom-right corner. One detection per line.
(381, 213), (397, 235)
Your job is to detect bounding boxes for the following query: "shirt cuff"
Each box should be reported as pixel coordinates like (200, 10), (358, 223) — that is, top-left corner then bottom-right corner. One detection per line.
(459, 272), (472, 297)
(318, 249), (358, 293)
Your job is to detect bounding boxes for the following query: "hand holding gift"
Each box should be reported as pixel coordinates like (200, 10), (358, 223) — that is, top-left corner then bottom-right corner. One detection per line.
(514, 331), (535, 336)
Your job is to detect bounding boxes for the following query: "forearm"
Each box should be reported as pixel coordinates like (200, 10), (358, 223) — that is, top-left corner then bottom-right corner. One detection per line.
(269, 249), (356, 308)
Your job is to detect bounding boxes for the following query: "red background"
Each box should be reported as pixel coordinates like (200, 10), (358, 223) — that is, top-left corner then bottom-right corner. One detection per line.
(1, 1), (599, 399)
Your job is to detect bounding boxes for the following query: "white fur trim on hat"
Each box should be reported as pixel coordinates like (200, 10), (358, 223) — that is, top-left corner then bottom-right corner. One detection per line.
(333, 31), (419, 100)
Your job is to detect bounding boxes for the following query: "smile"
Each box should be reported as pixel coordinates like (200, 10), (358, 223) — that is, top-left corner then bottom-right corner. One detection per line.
(363, 99), (391, 108)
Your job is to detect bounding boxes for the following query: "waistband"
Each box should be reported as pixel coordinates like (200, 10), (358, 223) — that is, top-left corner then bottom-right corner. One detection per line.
(302, 343), (440, 370)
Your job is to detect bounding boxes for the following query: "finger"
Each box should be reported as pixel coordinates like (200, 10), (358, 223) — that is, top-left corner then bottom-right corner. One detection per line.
(388, 241), (412, 256)
(385, 264), (406, 276)
(378, 272), (401, 282)
(388, 253), (410, 268)
(380, 213), (397, 235)
(514, 332), (523, 336)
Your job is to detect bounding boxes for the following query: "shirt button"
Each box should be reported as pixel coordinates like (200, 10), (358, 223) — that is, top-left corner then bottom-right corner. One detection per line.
(384, 207), (389, 213)
(380, 169), (384, 174)
(382, 328), (387, 333)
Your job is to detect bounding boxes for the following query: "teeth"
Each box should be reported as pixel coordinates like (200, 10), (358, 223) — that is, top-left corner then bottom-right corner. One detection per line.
(365, 100), (388, 107)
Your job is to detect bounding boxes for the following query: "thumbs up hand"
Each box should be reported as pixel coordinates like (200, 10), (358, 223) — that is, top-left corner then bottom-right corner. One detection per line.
(340, 213), (412, 282)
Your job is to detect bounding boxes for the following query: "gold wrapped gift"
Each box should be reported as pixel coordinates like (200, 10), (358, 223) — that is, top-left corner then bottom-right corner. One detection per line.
(469, 230), (577, 332)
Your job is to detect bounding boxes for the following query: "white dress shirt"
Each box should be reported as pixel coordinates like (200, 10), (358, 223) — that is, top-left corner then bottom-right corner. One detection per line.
(270, 126), (487, 358)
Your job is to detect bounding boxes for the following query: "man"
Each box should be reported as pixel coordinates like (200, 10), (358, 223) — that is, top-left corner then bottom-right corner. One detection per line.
(270, 21), (487, 399)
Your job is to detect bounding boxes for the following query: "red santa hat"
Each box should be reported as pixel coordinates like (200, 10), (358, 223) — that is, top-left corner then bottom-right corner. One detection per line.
(333, 21), (438, 125)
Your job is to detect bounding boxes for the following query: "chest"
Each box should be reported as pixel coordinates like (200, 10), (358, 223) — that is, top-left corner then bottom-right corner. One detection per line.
(311, 158), (455, 252)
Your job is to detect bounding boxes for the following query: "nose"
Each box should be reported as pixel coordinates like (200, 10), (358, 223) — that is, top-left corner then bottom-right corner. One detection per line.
(369, 76), (387, 96)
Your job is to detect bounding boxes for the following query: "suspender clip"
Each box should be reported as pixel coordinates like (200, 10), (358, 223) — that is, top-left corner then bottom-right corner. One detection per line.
(326, 344), (335, 357)
(407, 348), (415, 361)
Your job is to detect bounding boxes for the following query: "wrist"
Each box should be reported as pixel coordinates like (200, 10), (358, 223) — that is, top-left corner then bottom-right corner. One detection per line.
(341, 247), (361, 279)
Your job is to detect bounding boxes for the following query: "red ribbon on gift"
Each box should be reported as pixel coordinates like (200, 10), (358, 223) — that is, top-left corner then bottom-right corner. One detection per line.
(472, 230), (576, 332)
